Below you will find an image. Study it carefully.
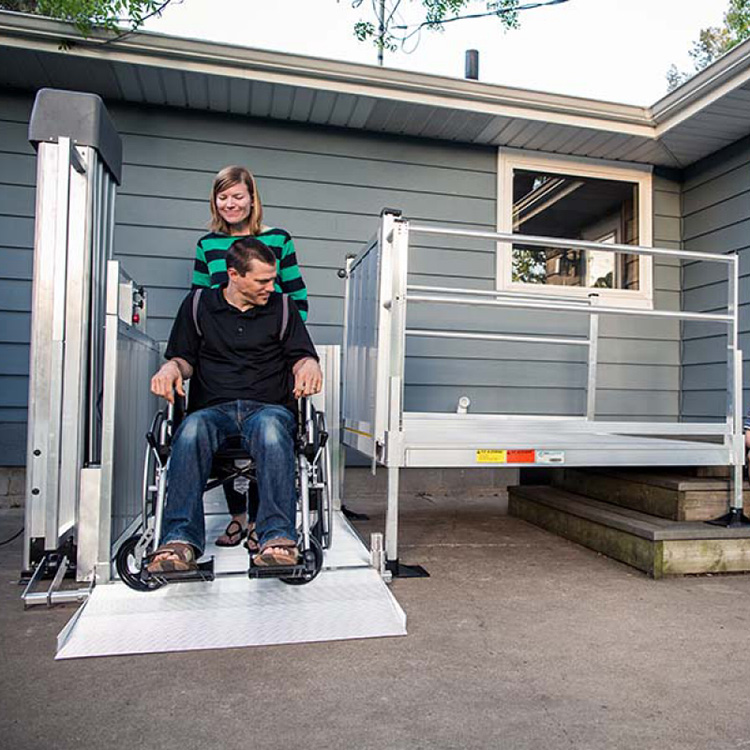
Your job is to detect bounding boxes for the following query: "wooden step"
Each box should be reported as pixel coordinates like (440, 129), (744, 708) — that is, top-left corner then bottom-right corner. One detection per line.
(509, 484), (750, 578)
(552, 468), (749, 521)
(695, 466), (733, 478)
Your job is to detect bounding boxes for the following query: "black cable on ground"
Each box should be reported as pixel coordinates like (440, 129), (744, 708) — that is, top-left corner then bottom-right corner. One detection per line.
(0, 527), (23, 547)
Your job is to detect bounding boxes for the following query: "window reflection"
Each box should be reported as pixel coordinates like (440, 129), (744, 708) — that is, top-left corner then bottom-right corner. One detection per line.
(511, 170), (639, 290)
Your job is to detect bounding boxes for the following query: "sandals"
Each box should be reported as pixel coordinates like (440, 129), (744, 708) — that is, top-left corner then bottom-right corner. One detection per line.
(145, 542), (197, 574)
(243, 528), (260, 554)
(252, 537), (299, 567)
(215, 519), (248, 547)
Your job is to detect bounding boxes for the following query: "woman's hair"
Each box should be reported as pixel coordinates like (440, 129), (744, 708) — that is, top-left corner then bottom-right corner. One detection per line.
(209, 165), (264, 235)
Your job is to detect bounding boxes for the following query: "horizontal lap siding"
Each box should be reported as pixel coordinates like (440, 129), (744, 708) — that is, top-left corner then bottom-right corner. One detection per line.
(681, 135), (750, 422)
(107, 105), (497, 349)
(0, 95), (34, 464)
(648, 176), (682, 421)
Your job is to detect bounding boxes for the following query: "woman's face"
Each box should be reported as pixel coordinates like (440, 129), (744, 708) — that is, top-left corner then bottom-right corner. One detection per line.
(215, 181), (252, 232)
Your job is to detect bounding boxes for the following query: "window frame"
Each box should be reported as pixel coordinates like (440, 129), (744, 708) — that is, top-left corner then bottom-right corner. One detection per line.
(496, 148), (654, 309)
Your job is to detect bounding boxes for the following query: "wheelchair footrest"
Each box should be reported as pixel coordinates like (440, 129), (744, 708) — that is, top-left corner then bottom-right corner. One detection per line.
(247, 559), (315, 580)
(142, 558), (215, 586)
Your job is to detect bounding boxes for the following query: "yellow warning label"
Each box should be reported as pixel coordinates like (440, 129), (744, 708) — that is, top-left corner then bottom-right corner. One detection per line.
(476, 450), (507, 463)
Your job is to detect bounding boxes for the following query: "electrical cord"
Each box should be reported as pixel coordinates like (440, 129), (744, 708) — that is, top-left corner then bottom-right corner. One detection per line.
(0, 527), (23, 547)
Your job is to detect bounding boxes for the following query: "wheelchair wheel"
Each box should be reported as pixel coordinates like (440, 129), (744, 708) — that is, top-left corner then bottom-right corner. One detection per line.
(281, 536), (323, 586)
(115, 535), (163, 592)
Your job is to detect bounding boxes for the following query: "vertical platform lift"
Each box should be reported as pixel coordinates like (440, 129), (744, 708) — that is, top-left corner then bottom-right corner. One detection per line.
(21, 89), (162, 604)
(20, 89), (351, 612)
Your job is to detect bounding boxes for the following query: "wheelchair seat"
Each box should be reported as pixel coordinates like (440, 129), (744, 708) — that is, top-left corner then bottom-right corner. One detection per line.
(213, 436), (249, 461)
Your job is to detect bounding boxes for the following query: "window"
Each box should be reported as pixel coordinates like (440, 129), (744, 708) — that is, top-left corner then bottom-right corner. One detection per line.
(497, 150), (653, 307)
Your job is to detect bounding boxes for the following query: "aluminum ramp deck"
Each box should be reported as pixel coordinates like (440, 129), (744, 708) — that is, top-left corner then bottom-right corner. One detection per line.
(56, 507), (406, 660)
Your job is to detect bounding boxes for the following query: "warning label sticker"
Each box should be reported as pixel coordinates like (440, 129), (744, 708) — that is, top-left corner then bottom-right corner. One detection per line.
(535, 450), (565, 464)
(475, 449), (566, 464)
(507, 450), (536, 463)
(476, 450), (507, 463)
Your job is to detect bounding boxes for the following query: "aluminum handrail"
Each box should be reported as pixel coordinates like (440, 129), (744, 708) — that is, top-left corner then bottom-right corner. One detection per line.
(406, 283), (595, 306)
(406, 293), (733, 324)
(408, 223), (738, 265)
(405, 329), (590, 346)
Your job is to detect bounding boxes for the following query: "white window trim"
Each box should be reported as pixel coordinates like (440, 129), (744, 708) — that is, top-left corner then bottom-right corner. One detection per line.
(496, 148), (654, 309)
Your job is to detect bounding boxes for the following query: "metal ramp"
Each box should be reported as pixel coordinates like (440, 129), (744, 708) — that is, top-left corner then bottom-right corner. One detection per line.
(56, 508), (406, 660)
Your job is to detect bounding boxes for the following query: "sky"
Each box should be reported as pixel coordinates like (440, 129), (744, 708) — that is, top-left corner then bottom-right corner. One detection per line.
(142, 0), (731, 105)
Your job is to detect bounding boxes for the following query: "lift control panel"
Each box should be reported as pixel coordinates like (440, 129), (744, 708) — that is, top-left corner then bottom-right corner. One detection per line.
(113, 267), (147, 332)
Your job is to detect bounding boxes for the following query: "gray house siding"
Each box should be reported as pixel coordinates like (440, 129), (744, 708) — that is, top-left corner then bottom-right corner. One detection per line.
(0, 94), (35, 465)
(681, 135), (750, 422)
(0, 88), (682, 465)
(404, 173), (681, 420)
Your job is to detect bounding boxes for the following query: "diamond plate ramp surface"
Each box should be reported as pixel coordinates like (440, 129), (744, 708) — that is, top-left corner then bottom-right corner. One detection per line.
(57, 512), (405, 659)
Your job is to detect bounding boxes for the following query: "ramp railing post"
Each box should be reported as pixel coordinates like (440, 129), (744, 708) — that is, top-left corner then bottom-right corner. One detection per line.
(384, 216), (429, 578)
(708, 252), (746, 526)
(586, 293), (599, 421)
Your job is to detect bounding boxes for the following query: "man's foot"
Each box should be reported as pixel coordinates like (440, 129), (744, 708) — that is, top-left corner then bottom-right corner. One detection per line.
(146, 542), (198, 574)
(252, 538), (299, 567)
(215, 518), (248, 547)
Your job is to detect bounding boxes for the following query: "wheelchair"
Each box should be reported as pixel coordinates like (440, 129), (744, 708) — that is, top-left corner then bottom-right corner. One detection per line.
(115, 396), (333, 591)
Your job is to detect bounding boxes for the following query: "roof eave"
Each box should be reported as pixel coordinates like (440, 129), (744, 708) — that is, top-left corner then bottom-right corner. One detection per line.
(0, 10), (653, 136)
(651, 36), (750, 134)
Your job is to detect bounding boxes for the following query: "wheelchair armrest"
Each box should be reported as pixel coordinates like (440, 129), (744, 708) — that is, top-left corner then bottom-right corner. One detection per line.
(145, 408), (165, 452)
(170, 390), (186, 433)
(146, 391), (187, 461)
(296, 396), (328, 460)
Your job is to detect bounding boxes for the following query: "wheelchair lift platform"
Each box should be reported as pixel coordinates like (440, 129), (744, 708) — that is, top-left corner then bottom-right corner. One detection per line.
(56, 502), (406, 660)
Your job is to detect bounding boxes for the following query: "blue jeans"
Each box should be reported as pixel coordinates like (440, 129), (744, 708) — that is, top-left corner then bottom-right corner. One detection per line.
(161, 400), (297, 556)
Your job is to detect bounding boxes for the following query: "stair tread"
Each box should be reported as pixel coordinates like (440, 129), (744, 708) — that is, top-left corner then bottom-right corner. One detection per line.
(511, 485), (750, 542)
(570, 468), (748, 492)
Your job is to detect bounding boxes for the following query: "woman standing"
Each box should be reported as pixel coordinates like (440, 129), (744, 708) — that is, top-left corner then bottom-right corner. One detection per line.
(192, 165), (309, 548)
(193, 165), (308, 319)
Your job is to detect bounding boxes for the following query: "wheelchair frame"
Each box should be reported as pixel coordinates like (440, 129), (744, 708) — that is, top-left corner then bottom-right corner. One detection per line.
(115, 396), (333, 590)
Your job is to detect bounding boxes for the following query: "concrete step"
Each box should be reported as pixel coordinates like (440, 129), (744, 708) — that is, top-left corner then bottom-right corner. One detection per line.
(552, 467), (749, 521)
(509, 484), (750, 578)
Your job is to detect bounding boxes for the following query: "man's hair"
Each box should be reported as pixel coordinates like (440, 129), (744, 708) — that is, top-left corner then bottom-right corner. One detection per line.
(226, 237), (276, 276)
(209, 165), (263, 235)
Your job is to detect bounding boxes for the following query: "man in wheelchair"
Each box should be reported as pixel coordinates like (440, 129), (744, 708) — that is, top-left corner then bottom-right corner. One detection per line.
(147, 237), (322, 577)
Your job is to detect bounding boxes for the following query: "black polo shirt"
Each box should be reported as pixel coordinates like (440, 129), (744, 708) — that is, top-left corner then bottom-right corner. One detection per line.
(165, 288), (318, 412)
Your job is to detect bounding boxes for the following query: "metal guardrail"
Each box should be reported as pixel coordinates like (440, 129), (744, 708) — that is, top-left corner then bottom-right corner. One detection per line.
(401, 222), (741, 435)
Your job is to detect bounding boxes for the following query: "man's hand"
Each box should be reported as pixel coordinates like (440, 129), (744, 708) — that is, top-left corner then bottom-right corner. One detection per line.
(150, 359), (189, 404)
(292, 357), (323, 399)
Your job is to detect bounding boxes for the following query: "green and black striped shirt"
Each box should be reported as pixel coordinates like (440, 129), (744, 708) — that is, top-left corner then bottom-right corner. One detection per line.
(191, 228), (308, 320)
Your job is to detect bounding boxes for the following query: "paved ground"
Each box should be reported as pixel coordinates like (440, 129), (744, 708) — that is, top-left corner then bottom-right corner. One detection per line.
(3, 493), (750, 750)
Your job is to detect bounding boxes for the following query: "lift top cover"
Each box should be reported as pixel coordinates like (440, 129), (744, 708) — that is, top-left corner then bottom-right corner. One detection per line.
(28, 88), (122, 184)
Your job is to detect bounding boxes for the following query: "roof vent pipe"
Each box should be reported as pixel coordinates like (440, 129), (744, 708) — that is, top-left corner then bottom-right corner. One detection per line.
(465, 49), (479, 80)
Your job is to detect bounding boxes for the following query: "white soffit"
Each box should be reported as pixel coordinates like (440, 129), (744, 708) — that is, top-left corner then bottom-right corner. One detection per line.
(3, 11), (750, 169)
